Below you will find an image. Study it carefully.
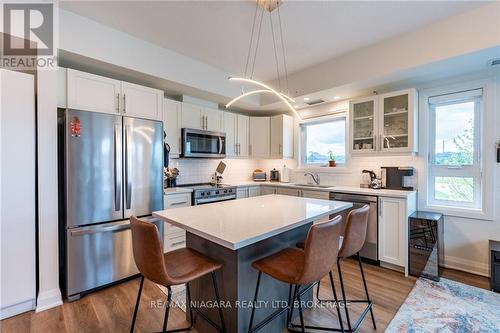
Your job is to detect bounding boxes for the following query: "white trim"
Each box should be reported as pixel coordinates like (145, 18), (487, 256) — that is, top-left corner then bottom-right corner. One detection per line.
(36, 288), (63, 313)
(0, 299), (36, 320)
(418, 77), (497, 220)
(298, 112), (348, 170)
(442, 255), (489, 277)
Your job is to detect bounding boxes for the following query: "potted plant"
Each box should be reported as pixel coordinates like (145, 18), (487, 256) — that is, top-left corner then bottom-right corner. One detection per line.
(327, 151), (336, 167)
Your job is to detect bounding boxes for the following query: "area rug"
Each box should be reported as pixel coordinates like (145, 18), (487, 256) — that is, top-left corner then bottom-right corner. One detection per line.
(386, 278), (500, 333)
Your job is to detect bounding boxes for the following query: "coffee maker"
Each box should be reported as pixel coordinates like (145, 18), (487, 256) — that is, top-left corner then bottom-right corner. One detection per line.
(381, 167), (414, 190)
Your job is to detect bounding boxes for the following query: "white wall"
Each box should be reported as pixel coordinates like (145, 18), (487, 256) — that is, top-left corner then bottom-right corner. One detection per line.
(36, 71), (62, 311)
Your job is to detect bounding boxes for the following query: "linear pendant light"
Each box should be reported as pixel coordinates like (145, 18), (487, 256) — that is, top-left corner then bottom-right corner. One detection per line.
(225, 0), (301, 119)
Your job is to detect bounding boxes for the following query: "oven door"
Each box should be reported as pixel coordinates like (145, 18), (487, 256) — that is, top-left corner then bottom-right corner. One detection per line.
(194, 195), (236, 205)
(182, 128), (226, 158)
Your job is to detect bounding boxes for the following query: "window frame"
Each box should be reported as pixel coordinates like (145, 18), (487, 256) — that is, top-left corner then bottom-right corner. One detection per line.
(418, 78), (496, 220)
(427, 93), (482, 209)
(298, 112), (349, 171)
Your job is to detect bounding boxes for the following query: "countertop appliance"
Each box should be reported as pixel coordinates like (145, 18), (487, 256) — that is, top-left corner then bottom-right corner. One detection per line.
(58, 109), (164, 301)
(253, 169), (267, 181)
(381, 166), (414, 190)
(181, 128), (226, 158)
(186, 183), (237, 205)
(362, 170), (382, 189)
(270, 168), (280, 182)
(330, 192), (379, 262)
(409, 211), (443, 281)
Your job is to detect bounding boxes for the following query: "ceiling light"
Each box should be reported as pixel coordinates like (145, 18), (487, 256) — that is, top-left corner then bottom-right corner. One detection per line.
(294, 105), (299, 108)
(304, 97), (310, 101)
(333, 96), (341, 100)
(226, 0), (301, 119)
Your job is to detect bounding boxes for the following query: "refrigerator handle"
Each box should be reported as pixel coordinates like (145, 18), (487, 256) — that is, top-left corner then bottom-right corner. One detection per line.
(125, 125), (132, 209)
(113, 124), (122, 211)
(70, 222), (130, 236)
(218, 136), (223, 154)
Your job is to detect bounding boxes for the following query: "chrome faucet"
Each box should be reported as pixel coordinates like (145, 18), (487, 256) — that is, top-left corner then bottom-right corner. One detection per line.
(304, 172), (320, 185)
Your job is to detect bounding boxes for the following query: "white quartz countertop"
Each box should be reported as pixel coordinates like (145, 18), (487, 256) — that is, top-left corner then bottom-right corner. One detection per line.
(153, 194), (352, 250)
(229, 181), (416, 199)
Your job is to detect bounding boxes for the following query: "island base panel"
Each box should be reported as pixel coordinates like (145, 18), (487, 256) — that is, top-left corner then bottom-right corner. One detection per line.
(186, 223), (313, 333)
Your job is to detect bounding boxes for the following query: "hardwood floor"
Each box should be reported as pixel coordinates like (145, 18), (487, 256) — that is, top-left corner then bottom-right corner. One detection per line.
(0, 260), (489, 333)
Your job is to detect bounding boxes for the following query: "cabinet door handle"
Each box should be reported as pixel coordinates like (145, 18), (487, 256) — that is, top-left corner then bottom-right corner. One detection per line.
(204, 115), (208, 129)
(123, 94), (126, 113)
(380, 134), (383, 150)
(373, 135), (377, 151)
(249, 144), (252, 155)
(279, 143), (282, 154)
(169, 201), (188, 207)
(171, 240), (186, 247)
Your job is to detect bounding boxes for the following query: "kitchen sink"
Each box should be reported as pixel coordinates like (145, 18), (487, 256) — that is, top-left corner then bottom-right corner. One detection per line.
(293, 184), (333, 189)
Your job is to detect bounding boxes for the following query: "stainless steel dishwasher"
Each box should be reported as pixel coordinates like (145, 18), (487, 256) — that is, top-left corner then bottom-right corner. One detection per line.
(330, 192), (378, 263)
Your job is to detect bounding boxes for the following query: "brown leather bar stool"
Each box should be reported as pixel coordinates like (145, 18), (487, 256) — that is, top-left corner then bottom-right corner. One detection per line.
(335, 205), (376, 332)
(296, 205), (376, 332)
(247, 216), (345, 333)
(129, 216), (226, 333)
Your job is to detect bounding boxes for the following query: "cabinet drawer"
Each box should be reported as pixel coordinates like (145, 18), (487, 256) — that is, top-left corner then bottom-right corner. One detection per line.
(165, 194), (191, 208)
(165, 223), (185, 238)
(165, 234), (186, 251)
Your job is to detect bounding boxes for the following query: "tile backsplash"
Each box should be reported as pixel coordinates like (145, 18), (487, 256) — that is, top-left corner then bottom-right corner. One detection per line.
(169, 154), (421, 189)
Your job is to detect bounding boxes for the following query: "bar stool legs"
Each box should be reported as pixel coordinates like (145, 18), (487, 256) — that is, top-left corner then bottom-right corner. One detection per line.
(357, 255), (376, 330)
(130, 274), (226, 333)
(336, 255), (377, 332)
(130, 276), (145, 333)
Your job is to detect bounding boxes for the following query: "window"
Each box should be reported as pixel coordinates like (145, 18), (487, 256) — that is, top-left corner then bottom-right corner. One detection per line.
(428, 89), (482, 209)
(300, 116), (346, 167)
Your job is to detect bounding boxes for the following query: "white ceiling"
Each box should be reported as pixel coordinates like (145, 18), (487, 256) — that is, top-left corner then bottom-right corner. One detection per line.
(60, 1), (488, 82)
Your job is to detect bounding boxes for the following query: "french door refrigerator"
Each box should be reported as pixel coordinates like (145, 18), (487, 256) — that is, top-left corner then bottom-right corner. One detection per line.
(58, 109), (163, 301)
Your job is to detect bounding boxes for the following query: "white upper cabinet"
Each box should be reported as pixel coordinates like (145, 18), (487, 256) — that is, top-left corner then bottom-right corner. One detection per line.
(66, 68), (163, 121)
(237, 114), (250, 157)
(67, 68), (121, 115)
(349, 88), (417, 155)
(270, 114), (294, 159)
(379, 89), (418, 153)
(121, 81), (163, 120)
(249, 116), (270, 158)
(349, 96), (379, 154)
(163, 99), (182, 158)
(204, 107), (223, 132)
(223, 112), (249, 158)
(180, 103), (204, 129)
(181, 103), (222, 131)
(223, 112), (237, 157)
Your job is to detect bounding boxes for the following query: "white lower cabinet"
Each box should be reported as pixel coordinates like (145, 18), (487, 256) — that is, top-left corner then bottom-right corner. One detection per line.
(236, 187), (249, 199)
(277, 187), (300, 196)
(261, 186), (277, 195)
(163, 193), (191, 252)
(236, 186), (262, 199)
(248, 186), (261, 197)
(378, 195), (416, 274)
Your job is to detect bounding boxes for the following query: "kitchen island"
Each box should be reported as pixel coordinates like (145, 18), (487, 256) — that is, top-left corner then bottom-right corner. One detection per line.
(153, 194), (351, 333)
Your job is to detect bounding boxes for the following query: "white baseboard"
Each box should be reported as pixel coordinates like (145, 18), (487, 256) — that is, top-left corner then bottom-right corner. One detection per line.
(0, 299), (36, 320)
(443, 255), (490, 277)
(36, 288), (63, 313)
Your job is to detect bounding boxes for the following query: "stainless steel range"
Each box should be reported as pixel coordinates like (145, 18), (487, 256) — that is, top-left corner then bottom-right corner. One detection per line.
(188, 183), (237, 205)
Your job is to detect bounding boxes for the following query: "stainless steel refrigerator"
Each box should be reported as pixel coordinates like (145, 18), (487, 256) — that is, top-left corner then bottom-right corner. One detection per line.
(58, 109), (164, 301)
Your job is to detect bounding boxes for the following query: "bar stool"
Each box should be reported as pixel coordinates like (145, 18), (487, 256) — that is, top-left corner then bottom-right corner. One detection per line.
(129, 216), (226, 333)
(247, 216), (345, 333)
(323, 205), (376, 333)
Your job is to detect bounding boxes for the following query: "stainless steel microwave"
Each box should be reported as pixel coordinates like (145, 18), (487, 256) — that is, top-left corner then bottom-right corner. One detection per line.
(181, 128), (226, 158)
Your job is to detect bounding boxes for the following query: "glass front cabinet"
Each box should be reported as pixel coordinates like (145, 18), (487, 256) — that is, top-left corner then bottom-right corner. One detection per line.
(349, 89), (418, 155)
